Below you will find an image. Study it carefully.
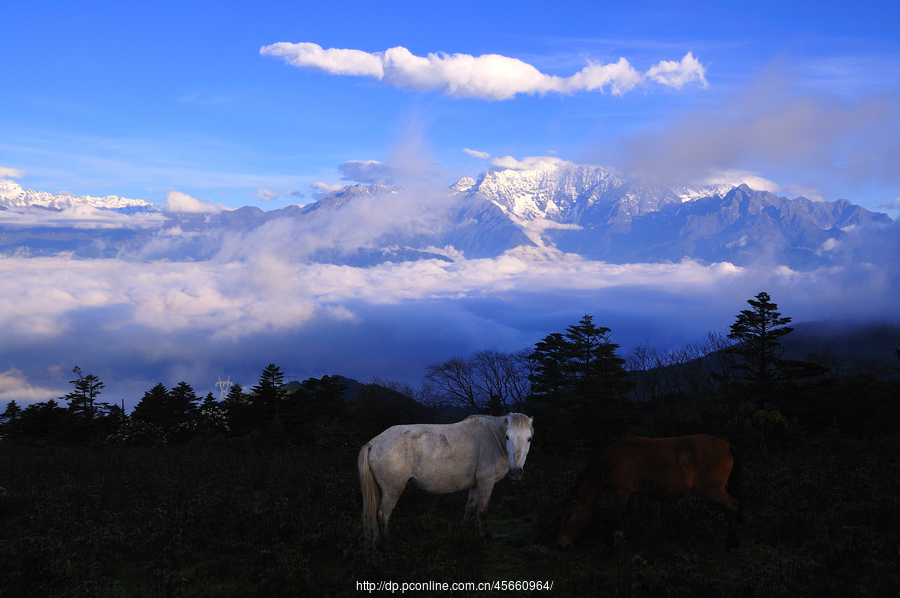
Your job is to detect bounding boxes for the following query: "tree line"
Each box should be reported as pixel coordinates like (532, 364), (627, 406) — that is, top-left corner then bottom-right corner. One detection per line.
(2, 292), (898, 447)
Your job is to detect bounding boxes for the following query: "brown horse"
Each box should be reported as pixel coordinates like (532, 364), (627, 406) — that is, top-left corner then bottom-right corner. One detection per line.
(557, 435), (742, 551)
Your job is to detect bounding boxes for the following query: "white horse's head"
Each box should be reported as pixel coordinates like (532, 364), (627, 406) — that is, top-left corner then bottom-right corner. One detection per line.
(504, 414), (534, 480)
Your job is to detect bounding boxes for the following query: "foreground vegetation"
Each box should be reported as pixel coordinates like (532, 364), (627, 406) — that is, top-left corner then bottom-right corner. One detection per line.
(1, 428), (899, 597)
(1, 292), (898, 596)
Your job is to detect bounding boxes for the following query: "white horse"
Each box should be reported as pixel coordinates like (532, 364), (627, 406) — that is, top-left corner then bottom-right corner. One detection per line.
(358, 413), (534, 547)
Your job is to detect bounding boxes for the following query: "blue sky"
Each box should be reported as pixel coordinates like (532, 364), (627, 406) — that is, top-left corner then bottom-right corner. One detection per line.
(2, 0), (898, 213)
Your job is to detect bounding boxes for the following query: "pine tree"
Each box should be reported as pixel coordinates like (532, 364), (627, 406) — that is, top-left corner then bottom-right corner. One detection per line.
(223, 382), (253, 436)
(63, 366), (105, 422)
(132, 383), (170, 427)
(167, 381), (200, 426)
(224, 382), (246, 405)
(250, 364), (286, 430)
(201, 393), (217, 409)
(300, 375), (347, 420)
(0, 401), (22, 440)
(727, 291), (794, 411)
(528, 315), (634, 448)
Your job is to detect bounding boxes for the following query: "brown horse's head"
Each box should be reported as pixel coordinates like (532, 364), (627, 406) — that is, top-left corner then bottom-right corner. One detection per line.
(557, 497), (594, 549)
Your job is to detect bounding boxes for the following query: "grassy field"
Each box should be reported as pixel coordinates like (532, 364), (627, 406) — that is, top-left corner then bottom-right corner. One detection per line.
(1, 431), (899, 597)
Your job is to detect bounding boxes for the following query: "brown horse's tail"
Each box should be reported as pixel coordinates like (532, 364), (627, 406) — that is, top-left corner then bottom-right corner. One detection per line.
(727, 444), (743, 523)
(358, 443), (381, 545)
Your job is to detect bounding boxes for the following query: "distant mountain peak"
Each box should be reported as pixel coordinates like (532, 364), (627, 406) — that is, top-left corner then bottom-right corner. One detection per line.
(2, 165), (893, 271)
(0, 179), (157, 211)
(450, 177), (477, 194)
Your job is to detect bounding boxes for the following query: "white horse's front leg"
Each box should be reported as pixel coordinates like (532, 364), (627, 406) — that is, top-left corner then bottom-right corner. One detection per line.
(475, 483), (496, 538)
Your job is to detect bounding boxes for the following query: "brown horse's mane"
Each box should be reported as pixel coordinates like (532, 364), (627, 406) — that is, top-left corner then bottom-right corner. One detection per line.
(531, 436), (628, 544)
(568, 435), (632, 497)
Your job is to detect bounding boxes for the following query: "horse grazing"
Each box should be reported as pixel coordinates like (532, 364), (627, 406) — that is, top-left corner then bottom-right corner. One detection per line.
(358, 413), (534, 547)
(557, 435), (742, 551)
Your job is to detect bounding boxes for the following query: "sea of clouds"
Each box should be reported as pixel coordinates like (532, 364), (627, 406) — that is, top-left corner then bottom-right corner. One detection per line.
(1, 184), (897, 409)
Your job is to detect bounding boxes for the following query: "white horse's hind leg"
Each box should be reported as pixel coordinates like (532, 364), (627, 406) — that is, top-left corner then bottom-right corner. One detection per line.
(464, 487), (478, 521)
(376, 486), (403, 546)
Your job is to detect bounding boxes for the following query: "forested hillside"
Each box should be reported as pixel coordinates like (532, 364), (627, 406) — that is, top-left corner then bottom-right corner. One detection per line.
(1, 292), (898, 596)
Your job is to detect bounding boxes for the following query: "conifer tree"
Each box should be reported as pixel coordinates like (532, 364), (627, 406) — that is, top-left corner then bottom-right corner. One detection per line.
(727, 291), (794, 411)
(250, 364), (286, 429)
(167, 381), (200, 426)
(0, 401), (22, 440)
(528, 315), (634, 448)
(224, 382), (245, 405)
(63, 366), (105, 422)
(132, 383), (170, 427)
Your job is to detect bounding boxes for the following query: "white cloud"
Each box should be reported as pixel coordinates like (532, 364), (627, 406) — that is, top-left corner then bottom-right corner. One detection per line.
(0, 249), (743, 347)
(338, 160), (396, 184)
(1, 215), (897, 407)
(255, 189), (279, 202)
(617, 64), (900, 191)
(563, 57), (644, 96)
(782, 184), (827, 202)
(819, 238), (841, 252)
(164, 190), (223, 213)
(0, 368), (64, 404)
(261, 43), (708, 100)
(644, 53), (710, 90)
(261, 42), (384, 78)
(463, 148), (491, 159)
(490, 155), (576, 171)
(0, 167), (25, 179)
(0, 205), (165, 229)
(699, 169), (782, 193)
(309, 182), (343, 199)
(878, 197), (900, 210)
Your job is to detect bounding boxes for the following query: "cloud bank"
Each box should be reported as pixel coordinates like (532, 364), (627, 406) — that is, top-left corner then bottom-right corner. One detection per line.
(165, 191), (224, 213)
(260, 43), (708, 100)
(463, 148), (490, 160)
(308, 182), (343, 199)
(1, 202), (897, 408)
(338, 160), (397, 184)
(0, 167), (25, 179)
(0, 205), (165, 229)
(616, 65), (900, 196)
(490, 155), (576, 171)
(0, 368), (64, 403)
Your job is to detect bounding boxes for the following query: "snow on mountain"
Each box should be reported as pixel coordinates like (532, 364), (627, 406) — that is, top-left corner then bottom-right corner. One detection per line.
(0, 179), (158, 211)
(458, 164), (623, 223)
(672, 184), (737, 202)
(1, 165), (892, 271)
(453, 164), (740, 227)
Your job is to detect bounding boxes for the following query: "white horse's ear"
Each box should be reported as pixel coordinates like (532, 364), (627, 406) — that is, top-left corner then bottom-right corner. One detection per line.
(529, 416), (534, 424)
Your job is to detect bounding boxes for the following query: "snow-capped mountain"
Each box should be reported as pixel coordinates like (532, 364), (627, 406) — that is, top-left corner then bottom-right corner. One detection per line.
(453, 165), (738, 225)
(458, 164), (623, 223)
(0, 164), (893, 270)
(0, 179), (157, 211)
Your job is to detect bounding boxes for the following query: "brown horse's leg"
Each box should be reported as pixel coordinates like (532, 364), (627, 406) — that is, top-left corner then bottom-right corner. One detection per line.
(699, 485), (740, 551)
(608, 488), (632, 543)
(724, 508), (739, 551)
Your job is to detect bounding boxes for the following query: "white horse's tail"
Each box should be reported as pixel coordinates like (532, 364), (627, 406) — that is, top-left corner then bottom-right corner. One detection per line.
(358, 442), (381, 545)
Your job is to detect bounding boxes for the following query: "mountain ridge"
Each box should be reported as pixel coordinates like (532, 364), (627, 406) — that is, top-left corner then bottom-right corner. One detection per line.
(0, 165), (893, 269)
(0, 179), (157, 212)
